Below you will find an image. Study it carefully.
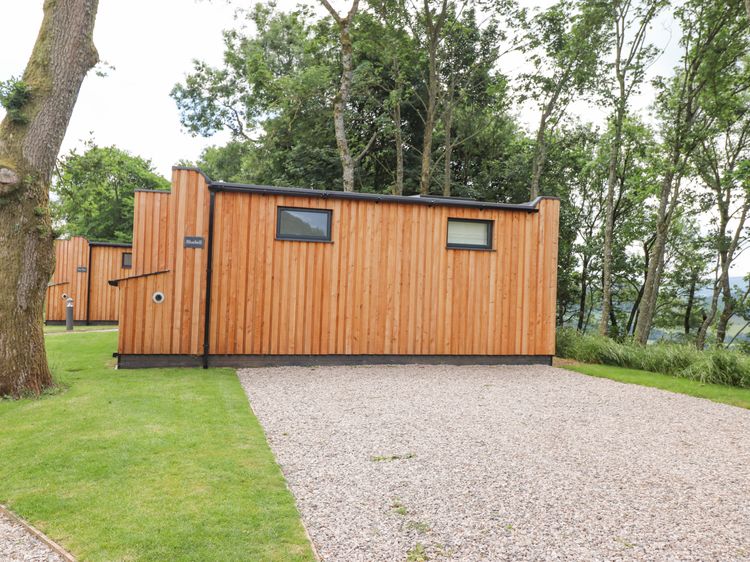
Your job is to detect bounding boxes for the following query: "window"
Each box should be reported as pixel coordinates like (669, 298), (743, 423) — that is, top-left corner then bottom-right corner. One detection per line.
(447, 218), (493, 249)
(277, 207), (332, 241)
(122, 252), (133, 269)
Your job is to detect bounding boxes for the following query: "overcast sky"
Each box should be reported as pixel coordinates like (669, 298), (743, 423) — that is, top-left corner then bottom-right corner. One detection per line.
(3, 1), (742, 273)
(1, 0), (680, 177)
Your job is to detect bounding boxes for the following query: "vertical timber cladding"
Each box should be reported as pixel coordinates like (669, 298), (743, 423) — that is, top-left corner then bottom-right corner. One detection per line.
(46, 237), (134, 323)
(208, 192), (560, 356)
(46, 236), (89, 322)
(88, 244), (133, 322)
(115, 167), (560, 362)
(116, 169), (211, 355)
(132, 190), (171, 275)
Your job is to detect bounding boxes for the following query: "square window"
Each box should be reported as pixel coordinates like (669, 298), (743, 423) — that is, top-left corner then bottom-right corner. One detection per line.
(277, 207), (332, 241)
(122, 252), (133, 269)
(447, 218), (492, 249)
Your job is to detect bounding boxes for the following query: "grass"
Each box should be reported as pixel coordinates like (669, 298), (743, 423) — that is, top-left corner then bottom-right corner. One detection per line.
(563, 362), (750, 409)
(0, 331), (314, 561)
(556, 327), (750, 388)
(43, 324), (117, 334)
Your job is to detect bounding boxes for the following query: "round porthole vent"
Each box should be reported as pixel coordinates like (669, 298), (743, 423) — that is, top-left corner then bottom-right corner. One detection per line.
(152, 291), (166, 304)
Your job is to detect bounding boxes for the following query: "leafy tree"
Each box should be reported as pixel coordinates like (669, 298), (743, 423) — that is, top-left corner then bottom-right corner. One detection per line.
(636, 0), (750, 344)
(52, 142), (170, 243)
(599, 0), (665, 337)
(519, 0), (609, 199)
(0, 0), (99, 397)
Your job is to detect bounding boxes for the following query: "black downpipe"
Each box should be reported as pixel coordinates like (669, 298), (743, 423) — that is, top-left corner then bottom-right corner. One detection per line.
(85, 242), (93, 325)
(202, 190), (217, 369)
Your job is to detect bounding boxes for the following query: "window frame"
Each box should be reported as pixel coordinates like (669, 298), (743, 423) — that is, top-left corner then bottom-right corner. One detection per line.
(276, 206), (333, 242)
(122, 252), (133, 269)
(446, 217), (494, 250)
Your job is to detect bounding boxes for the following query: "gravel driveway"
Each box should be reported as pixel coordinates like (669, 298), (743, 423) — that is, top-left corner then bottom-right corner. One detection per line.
(0, 511), (63, 562)
(238, 364), (750, 561)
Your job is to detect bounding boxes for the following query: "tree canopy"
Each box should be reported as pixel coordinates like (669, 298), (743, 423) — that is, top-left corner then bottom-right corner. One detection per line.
(52, 142), (169, 243)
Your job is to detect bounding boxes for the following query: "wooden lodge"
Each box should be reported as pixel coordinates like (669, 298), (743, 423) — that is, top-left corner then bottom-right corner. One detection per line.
(46, 236), (133, 324)
(112, 167), (560, 368)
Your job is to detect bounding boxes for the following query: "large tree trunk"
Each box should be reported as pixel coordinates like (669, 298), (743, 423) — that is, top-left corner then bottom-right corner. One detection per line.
(684, 275), (696, 335)
(695, 278), (721, 350)
(332, 19), (355, 191)
(392, 96), (404, 195)
(420, 40), (439, 195)
(625, 237), (652, 336)
(716, 287), (733, 344)
(320, 0), (360, 192)
(529, 114), (548, 201)
(442, 80), (454, 196)
(0, 0), (99, 397)
(634, 170), (677, 344)
(577, 255), (589, 331)
(599, 104), (624, 336)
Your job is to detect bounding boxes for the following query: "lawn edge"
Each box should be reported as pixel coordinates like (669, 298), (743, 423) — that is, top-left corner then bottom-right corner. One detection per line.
(557, 361), (750, 410)
(0, 504), (76, 562)
(237, 373), (321, 562)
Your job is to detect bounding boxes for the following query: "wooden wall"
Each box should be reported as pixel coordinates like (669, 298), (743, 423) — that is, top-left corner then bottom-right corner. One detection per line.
(88, 246), (132, 321)
(117, 168), (560, 358)
(46, 238), (132, 322)
(132, 190), (171, 275)
(208, 193), (559, 356)
(46, 237), (89, 322)
(117, 169), (211, 354)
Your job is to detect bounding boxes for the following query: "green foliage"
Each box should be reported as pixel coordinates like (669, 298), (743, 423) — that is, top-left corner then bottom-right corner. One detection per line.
(0, 332), (314, 561)
(0, 77), (31, 124)
(557, 328), (750, 388)
(52, 141), (169, 242)
(172, 2), (523, 196)
(563, 363), (750, 409)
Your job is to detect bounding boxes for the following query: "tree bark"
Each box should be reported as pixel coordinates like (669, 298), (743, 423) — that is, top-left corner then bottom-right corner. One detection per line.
(635, 169), (678, 344)
(392, 95), (404, 195)
(529, 113), (548, 201)
(442, 80), (454, 196)
(684, 275), (696, 335)
(419, 0), (448, 195)
(0, 0), (99, 397)
(716, 277), (733, 344)
(577, 255), (589, 331)
(420, 39), (439, 194)
(599, 103), (624, 336)
(320, 0), (360, 192)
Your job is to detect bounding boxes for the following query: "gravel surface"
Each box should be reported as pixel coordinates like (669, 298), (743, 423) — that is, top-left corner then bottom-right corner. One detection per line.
(0, 512), (64, 562)
(239, 364), (750, 561)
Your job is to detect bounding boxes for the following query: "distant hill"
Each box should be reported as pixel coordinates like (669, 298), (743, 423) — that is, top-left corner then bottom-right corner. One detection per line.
(696, 276), (747, 300)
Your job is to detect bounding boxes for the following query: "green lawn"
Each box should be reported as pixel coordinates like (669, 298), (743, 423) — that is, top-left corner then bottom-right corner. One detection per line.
(563, 362), (750, 410)
(0, 332), (314, 562)
(44, 324), (117, 334)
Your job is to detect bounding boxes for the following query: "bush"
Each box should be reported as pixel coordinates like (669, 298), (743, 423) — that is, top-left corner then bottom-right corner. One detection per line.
(556, 328), (750, 389)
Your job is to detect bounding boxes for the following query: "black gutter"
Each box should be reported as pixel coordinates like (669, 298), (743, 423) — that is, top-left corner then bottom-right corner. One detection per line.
(202, 190), (217, 370)
(85, 242), (93, 325)
(209, 181), (559, 212)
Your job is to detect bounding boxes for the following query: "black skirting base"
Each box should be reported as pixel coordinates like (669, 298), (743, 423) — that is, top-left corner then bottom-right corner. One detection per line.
(116, 354), (554, 369)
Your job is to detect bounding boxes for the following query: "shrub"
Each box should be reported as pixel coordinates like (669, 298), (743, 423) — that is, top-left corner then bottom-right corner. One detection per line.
(0, 77), (31, 124)
(556, 328), (750, 389)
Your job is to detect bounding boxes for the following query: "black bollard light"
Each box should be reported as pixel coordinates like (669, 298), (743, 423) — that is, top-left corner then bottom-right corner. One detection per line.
(66, 297), (74, 331)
